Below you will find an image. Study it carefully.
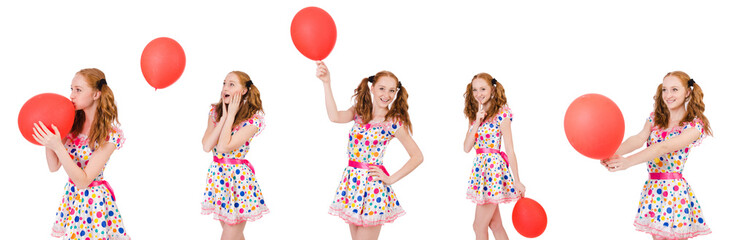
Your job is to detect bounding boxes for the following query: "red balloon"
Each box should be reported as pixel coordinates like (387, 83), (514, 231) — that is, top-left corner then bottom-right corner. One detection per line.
(18, 93), (75, 146)
(564, 93), (625, 159)
(290, 7), (337, 60)
(140, 37), (186, 90)
(512, 197), (547, 238)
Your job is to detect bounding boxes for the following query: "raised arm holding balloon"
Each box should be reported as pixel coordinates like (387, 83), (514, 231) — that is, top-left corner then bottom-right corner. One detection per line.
(603, 71), (712, 239)
(316, 61), (423, 240)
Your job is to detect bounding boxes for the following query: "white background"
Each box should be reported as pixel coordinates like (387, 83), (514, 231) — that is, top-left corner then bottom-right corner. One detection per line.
(1, 1), (727, 239)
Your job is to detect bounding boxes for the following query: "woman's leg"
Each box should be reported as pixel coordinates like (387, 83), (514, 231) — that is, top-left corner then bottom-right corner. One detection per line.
(474, 203), (498, 240)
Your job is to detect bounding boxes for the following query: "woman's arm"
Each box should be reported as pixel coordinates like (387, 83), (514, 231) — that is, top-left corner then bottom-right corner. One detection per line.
(369, 126), (424, 185)
(606, 127), (701, 171)
(501, 118), (525, 196)
(45, 146), (61, 172)
(614, 119), (652, 156)
(202, 108), (226, 152)
(33, 122), (115, 189)
(463, 104), (485, 152)
(317, 61), (354, 123)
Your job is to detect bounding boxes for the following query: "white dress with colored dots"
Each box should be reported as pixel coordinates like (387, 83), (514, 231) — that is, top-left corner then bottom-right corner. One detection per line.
(201, 106), (269, 224)
(51, 127), (129, 240)
(466, 106), (521, 205)
(633, 113), (711, 239)
(328, 115), (406, 226)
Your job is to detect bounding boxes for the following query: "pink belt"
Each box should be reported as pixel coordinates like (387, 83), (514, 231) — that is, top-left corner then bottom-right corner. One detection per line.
(476, 148), (509, 167)
(348, 160), (389, 176)
(649, 172), (683, 180)
(69, 179), (116, 201)
(214, 156), (256, 174)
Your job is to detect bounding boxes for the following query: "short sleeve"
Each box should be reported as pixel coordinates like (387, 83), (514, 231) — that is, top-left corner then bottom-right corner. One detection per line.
(239, 113), (265, 137)
(647, 112), (655, 124)
(496, 106), (513, 124)
(106, 126), (125, 150)
(388, 119), (405, 136)
(209, 105), (218, 123)
(684, 118), (706, 148)
(354, 114), (363, 125)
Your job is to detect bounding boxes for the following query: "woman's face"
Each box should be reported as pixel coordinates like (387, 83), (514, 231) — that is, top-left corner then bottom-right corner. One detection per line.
(662, 75), (689, 111)
(221, 72), (247, 104)
(371, 76), (398, 109)
(471, 77), (492, 105)
(69, 73), (99, 110)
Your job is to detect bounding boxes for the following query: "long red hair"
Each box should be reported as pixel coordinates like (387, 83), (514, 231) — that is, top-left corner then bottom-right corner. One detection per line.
(352, 71), (412, 133)
(653, 71), (712, 135)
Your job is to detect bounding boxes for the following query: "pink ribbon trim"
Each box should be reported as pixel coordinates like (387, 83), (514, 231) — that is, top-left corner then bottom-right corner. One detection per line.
(476, 148), (509, 168)
(649, 172), (683, 180)
(68, 179), (116, 201)
(214, 156), (256, 174)
(348, 160), (390, 176)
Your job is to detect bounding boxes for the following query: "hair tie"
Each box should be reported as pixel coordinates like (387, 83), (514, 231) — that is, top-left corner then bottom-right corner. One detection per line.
(368, 75), (375, 83)
(397, 81), (402, 89)
(688, 79), (695, 87)
(97, 78), (107, 90)
(491, 78), (497, 85)
(246, 80), (253, 88)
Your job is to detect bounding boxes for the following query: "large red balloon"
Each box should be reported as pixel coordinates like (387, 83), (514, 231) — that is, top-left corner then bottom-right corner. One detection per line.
(140, 37), (186, 90)
(512, 197), (547, 238)
(290, 7), (337, 60)
(18, 93), (75, 146)
(564, 93), (625, 159)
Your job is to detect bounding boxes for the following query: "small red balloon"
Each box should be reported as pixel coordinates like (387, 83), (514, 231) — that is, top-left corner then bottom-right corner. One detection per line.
(140, 37), (186, 90)
(18, 93), (75, 145)
(564, 93), (625, 159)
(512, 197), (547, 238)
(290, 7), (337, 60)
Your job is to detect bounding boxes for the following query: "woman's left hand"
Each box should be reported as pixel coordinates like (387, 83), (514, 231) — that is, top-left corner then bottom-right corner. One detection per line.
(369, 166), (394, 185)
(514, 181), (526, 197)
(227, 92), (242, 117)
(32, 121), (63, 151)
(604, 155), (629, 172)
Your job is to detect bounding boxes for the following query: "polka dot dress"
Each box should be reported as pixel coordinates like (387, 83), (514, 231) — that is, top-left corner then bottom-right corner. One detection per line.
(328, 115), (406, 226)
(201, 106), (268, 224)
(466, 106), (520, 205)
(52, 127), (128, 240)
(633, 113), (711, 239)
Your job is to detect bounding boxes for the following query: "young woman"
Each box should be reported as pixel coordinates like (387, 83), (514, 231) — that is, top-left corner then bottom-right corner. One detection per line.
(316, 61), (423, 240)
(603, 71), (712, 239)
(464, 73), (525, 240)
(33, 68), (129, 239)
(201, 71), (267, 240)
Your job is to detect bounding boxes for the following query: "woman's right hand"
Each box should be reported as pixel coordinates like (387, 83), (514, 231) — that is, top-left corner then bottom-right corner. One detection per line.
(220, 99), (228, 120)
(316, 61), (330, 83)
(475, 103), (486, 125)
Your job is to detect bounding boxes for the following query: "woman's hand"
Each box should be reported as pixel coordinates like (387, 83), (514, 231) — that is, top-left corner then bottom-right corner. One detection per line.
(604, 155), (630, 172)
(32, 122), (64, 152)
(369, 166), (394, 185)
(316, 61), (331, 84)
(227, 92), (242, 118)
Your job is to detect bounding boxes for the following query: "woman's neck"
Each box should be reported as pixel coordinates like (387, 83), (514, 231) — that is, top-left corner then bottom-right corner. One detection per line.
(372, 106), (389, 121)
(82, 103), (98, 134)
(668, 106), (687, 126)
